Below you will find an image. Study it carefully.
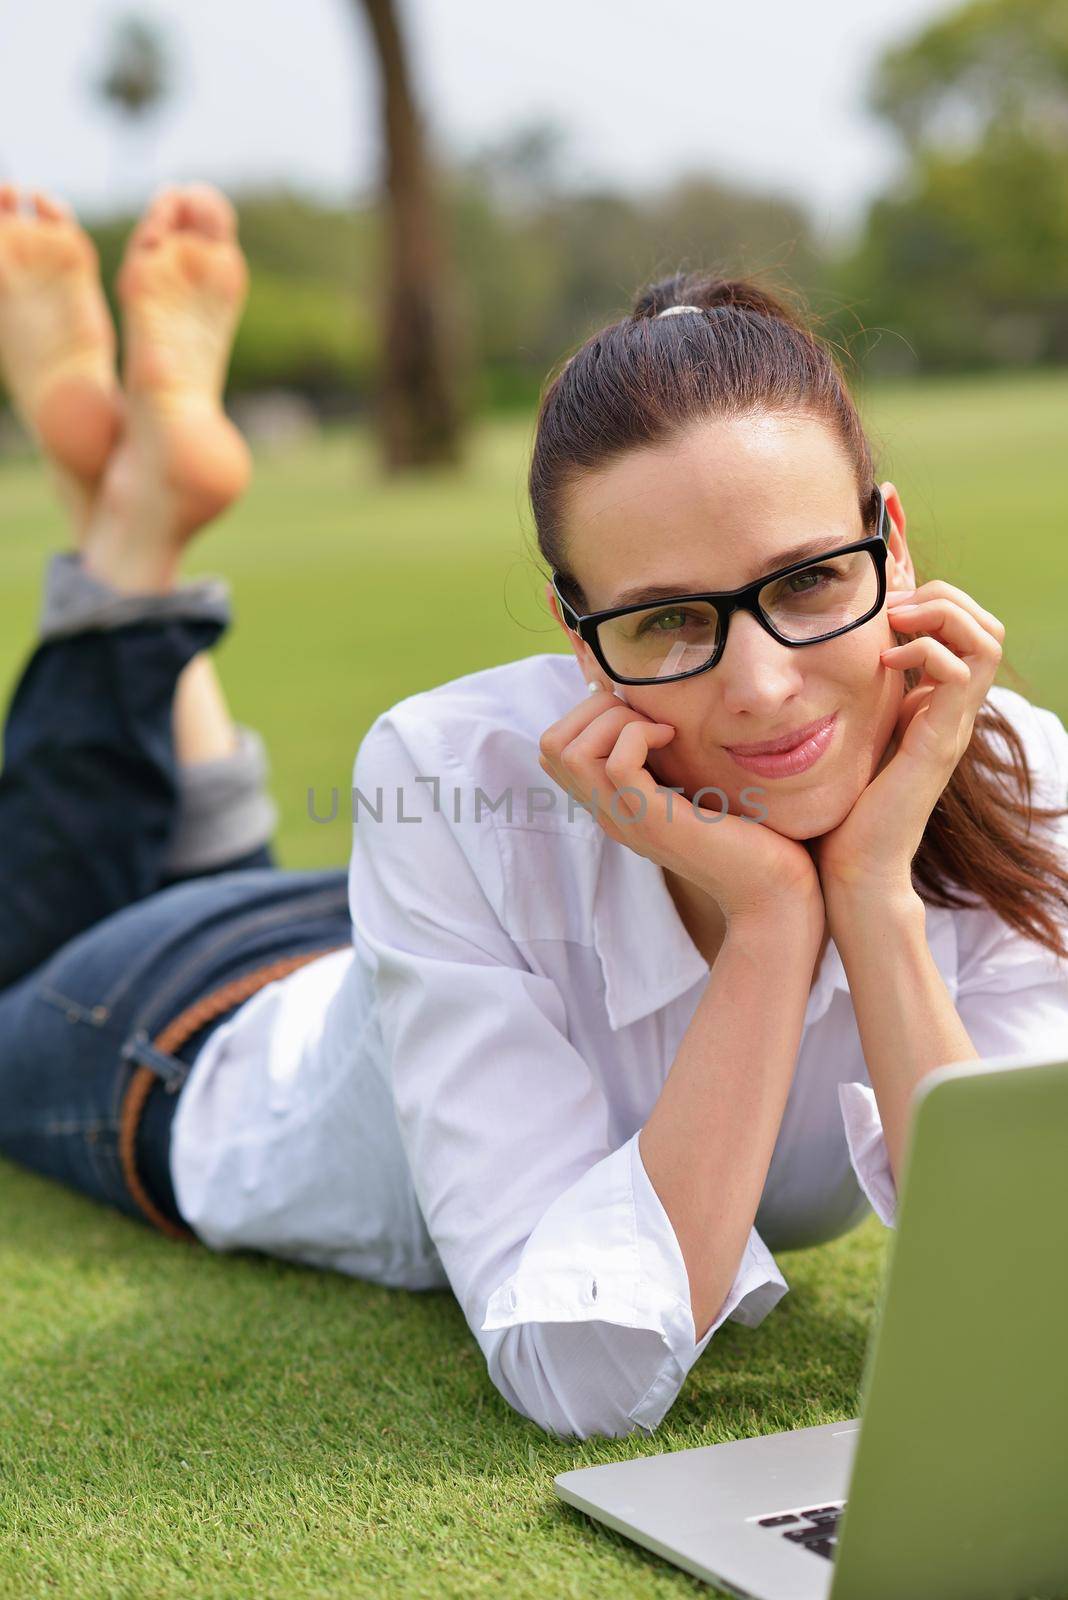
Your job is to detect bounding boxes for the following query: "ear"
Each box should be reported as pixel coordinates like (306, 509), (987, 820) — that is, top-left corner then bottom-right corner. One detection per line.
(545, 580), (607, 691)
(879, 483), (916, 594)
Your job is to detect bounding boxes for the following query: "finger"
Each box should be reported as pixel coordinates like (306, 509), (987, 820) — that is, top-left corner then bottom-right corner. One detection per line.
(887, 580), (1005, 643)
(542, 693), (669, 797)
(538, 687), (627, 764)
(883, 595), (1003, 670)
(894, 682), (935, 742)
(879, 635), (975, 747)
(603, 719), (674, 814)
(880, 634), (971, 685)
(888, 578), (1004, 640)
(540, 702), (648, 823)
(562, 704), (667, 765)
(545, 704), (639, 799)
(562, 711), (674, 825)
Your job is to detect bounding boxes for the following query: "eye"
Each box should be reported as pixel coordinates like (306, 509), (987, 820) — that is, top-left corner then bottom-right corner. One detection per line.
(636, 607), (705, 636)
(785, 571), (821, 594)
(780, 565), (840, 597)
(649, 608), (685, 632)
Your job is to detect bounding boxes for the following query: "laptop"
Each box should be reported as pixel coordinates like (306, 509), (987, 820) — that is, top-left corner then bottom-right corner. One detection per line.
(554, 1049), (1068, 1600)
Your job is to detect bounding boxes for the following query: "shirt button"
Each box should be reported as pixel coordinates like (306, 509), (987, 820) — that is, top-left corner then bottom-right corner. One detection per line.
(507, 1286), (518, 1311)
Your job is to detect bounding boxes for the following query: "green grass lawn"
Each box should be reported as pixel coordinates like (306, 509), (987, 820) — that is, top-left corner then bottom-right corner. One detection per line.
(1, 372), (1065, 1598)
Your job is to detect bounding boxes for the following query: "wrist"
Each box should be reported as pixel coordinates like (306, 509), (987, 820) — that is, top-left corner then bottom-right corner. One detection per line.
(824, 876), (924, 933)
(725, 891), (825, 954)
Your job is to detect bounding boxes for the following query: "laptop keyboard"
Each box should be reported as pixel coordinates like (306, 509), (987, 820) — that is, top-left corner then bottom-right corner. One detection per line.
(753, 1502), (846, 1561)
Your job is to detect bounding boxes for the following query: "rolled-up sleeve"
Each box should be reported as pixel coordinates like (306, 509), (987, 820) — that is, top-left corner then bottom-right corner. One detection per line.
(481, 1129), (787, 1436)
(838, 696), (1068, 1232)
(837, 1082), (897, 1227)
(348, 711), (787, 1439)
(841, 929), (1068, 1232)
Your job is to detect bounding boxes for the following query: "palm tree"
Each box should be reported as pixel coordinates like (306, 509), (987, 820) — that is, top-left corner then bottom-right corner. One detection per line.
(94, 14), (173, 199)
(96, 15), (170, 119)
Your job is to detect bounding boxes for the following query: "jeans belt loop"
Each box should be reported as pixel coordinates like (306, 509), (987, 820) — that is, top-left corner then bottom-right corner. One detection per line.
(120, 1029), (191, 1091)
(116, 945), (352, 1243)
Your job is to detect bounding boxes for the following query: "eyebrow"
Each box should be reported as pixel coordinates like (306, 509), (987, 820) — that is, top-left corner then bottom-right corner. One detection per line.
(604, 534), (858, 611)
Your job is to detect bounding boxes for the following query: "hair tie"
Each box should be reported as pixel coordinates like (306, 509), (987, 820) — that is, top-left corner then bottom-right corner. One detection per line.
(656, 304), (705, 319)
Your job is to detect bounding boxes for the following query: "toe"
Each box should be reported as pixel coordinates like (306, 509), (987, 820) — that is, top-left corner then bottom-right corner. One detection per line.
(31, 190), (72, 224)
(135, 223), (165, 251)
(0, 184), (20, 216)
(174, 184), (237, 241)
(144, 187), (184, 232)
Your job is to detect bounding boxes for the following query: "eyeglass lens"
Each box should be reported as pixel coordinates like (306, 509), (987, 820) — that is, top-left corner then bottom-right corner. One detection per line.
(594, 547), (881, 682)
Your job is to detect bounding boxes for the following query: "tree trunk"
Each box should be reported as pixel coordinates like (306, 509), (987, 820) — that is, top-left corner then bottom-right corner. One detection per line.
(356, 0), (465, 470)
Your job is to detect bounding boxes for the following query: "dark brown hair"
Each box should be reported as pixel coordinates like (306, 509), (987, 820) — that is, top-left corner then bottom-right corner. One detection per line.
(528, 269), (1068, 960)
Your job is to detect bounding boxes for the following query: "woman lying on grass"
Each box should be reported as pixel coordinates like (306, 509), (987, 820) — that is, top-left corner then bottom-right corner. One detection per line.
(0, 182), (1065, 1440)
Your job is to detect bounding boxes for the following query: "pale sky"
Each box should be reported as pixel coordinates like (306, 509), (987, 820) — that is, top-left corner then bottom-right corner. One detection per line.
(0, 0), (949, 248)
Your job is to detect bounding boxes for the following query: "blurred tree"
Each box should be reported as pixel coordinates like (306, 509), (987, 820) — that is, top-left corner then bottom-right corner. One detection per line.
(444, 143), (826, 409)
(463, 119), (574, 217)
(351, 0), (467, 469)
(95, 14), (171, 121)
(869, 0), (1068, 154)
(79, 159), (826, 413)
(93, 13), (173, 199)
(841, 0), (1068, 373)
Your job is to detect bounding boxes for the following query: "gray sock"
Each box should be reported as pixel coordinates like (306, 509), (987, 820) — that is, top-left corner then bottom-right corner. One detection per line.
(37, 552), (276, 874)
(162, 723), (280, 877)
(38, 550), (232, 642)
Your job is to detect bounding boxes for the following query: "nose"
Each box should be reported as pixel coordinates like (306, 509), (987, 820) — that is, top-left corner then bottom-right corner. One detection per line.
(714, 608), (807, 718)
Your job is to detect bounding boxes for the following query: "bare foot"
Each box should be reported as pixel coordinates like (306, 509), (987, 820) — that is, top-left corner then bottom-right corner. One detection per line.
(84, 184), (253, 591)
(0, 186), (122, 537)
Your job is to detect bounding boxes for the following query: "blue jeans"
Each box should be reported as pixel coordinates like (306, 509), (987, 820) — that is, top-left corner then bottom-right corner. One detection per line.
(0, 553), (351, 1239)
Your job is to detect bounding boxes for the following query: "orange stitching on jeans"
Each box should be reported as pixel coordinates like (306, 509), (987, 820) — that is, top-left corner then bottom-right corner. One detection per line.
(117, 944), (351, 1242)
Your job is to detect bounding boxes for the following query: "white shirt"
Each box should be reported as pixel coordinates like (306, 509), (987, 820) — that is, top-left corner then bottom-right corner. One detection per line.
(170, 656), (1068, 1438)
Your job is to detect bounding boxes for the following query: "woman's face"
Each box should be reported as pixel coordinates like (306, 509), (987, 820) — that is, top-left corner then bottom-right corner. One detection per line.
(546, 412), (918, 840)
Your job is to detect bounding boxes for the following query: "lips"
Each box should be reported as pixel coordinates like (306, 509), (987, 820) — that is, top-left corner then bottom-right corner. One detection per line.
(725, 714), (836, 757)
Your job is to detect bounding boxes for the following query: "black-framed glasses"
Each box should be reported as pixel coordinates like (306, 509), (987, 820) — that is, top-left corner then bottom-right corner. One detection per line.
(550, 486), (892, 686)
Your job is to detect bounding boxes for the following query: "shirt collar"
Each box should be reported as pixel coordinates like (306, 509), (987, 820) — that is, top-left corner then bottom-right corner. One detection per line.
(591, 828), (959, 1032)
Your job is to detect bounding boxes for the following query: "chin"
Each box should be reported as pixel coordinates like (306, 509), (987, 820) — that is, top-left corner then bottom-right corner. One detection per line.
(755, 783), (859, 841)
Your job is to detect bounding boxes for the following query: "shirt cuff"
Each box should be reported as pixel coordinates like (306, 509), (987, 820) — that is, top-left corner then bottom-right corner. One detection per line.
(630, 1127), (788, 1341)
(480, 1129), (789, 1431)
(838, 1082), (898, 1227)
